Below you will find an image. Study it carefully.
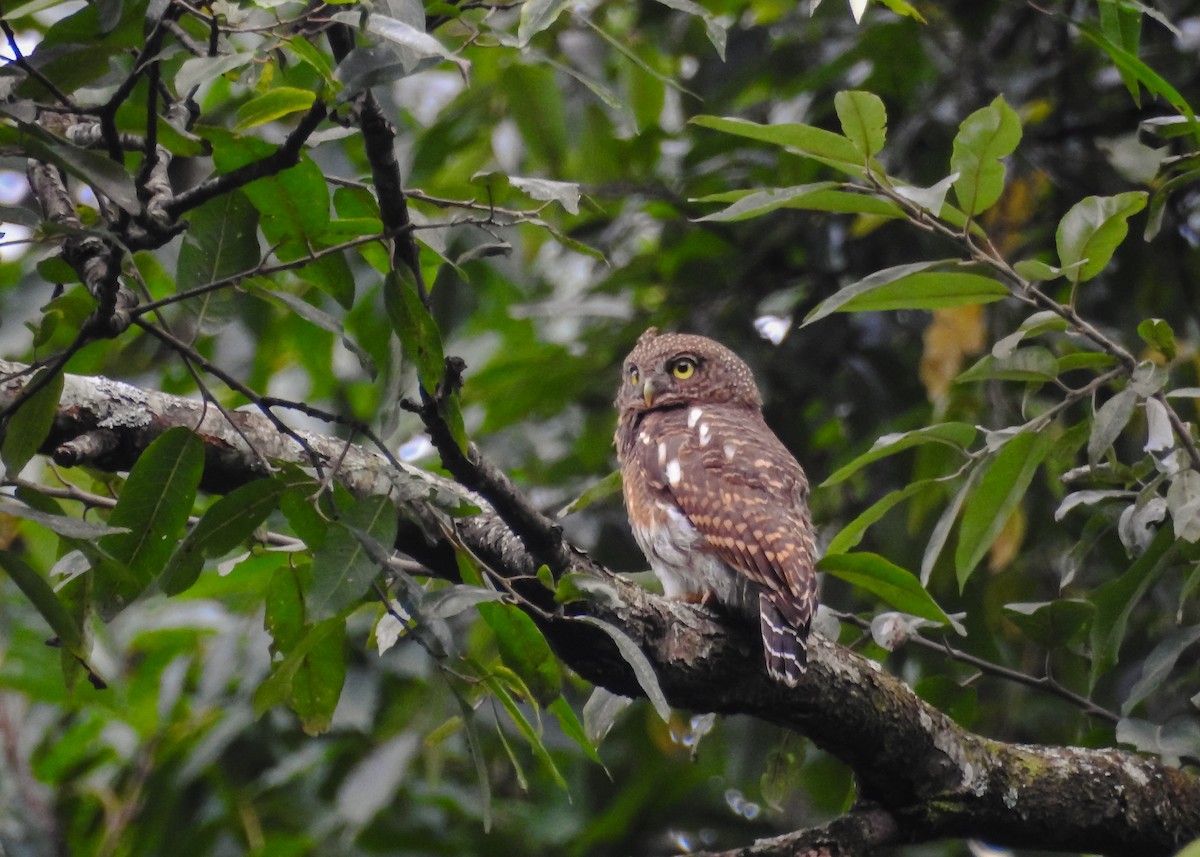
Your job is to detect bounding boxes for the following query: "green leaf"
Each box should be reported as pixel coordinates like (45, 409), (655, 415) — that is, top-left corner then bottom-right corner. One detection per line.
(991, 311), (1068, 359)
(1121, 623), (1200, 715)
(253, 616), (346, 735)
(478, 602), (562, 706)
(653, 0), (727, 58)
(817, 552), (953, 625)
(307, 495), (398, 621)
(554, 571), (621, 606)
(878, 0), (926, 21)
(893, 175), (956, 216)
(1057, 351), (1118, 373)
(384, 268), (445, 397)
(482, 670), (568, 791)
(420, 584), (506, 619)
(176, 52), (256, 95)
(383, 268), (469, 454)
(250, 286), (374, 372)
(557, 470), (623, 517)
(1079, 21), (1197, 130)
(1, 367), (63, 475)
(922, 468), (979, 585)
(284, 34), (336, 80)
(0, 121), (140, 214)
(234, 87), (317, 131)
(1012, 259), (1066, 282)
(176, 190), (259, 292)
(288, 619), (346, 735)
(950, 95), (1022, 216)
(97, 427), (205, 614)
(207, 128), (329, 246)
(1090, 526), (1174, 687)
(1098, 0), (1144, 102)
(449, 685), (492, 831)
(834, 90), (887, 159)
(1056, 192), (1148, 285)
(804, 263), (1006, 325)
(690, 115), (872, 178)
(1145, 168), (1200, 241)
(549, 696), (604, 766)
(1137, 318), (1177, 360)
(516, 0), (571, 45)
(265, 563), (309, 655)
(954, 430), (1052, 588)
(694, 185), (903, 221)
(954, 346), (1059, 384)
(1002, 599), (1095, 648)
(1088, 388), (1138, 464)
(160, 478), (286, 596)
(0, 552), (84, 652)
(0, 498), (125, 539)
(826, 480), (938, 554)
(575, 616), (671, 721)
(507, 175), (581, 215)
(694, 183), (835, 221)
(330, 10), (470, 75)
(821, 422), (977, 487)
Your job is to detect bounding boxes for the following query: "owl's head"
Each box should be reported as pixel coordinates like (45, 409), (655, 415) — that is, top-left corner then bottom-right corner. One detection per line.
(616, 327), (763, 414)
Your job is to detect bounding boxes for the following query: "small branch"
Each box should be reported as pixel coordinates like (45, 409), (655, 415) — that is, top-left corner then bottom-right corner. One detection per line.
(326, 23), (427, 303)
(405, 363), (575, 577)
(132, 319), (319, 475)
(839, 612), (1119, 724)
(690, 806), (899, 857)
(0, 19), (78, 109)
(130, 226), (411, 318)
(99, 7), (178, 153)
(24, 159), (136, 338)
(52, 428), (122, 467)
(162, 18), (209, 56)
(163, 100), (329, 219)
(1154, 388), (1200, 471)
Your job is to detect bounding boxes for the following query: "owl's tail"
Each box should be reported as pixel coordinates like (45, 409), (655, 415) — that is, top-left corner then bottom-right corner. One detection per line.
(759, 594), (809, 687)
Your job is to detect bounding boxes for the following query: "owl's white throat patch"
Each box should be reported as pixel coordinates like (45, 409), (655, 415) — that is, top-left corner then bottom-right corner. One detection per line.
(687, 407), (704, 428)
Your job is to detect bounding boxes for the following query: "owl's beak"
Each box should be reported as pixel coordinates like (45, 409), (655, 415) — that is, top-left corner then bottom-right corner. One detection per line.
(642, 378), (662, 407)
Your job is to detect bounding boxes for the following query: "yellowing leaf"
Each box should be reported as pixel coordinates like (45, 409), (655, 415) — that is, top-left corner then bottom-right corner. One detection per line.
(234, 88), (317, 131)
(920, 305), (986, 401)
(988, 503), (1026, 572)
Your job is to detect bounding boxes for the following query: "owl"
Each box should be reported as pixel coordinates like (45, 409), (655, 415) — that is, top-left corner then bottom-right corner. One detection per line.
(614, 328), (818, 686)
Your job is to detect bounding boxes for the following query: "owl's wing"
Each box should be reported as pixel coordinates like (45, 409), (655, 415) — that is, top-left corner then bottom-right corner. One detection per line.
(637, 406), (818, 633)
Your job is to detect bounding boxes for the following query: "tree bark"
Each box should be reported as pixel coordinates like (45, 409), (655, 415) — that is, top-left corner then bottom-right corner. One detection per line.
(2, 360), (1198, 856)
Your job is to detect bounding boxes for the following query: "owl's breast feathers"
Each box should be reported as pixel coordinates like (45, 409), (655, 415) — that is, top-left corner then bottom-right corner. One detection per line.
(616, 403), (818, 638)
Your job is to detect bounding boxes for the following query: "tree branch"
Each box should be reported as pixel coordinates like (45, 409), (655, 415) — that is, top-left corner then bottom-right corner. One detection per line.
(1, 360), (1198, 857)
(162, 100), (329, 220)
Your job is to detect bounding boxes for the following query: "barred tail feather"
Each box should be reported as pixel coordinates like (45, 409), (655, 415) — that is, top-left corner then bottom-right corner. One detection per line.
(759, 594), (809, 687)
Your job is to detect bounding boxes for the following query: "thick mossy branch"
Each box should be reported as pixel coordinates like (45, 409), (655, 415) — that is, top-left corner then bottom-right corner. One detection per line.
(1, 361), (1197, 857)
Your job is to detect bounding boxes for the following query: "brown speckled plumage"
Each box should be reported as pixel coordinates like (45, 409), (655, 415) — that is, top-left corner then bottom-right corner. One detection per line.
(615, 328), (818, 686)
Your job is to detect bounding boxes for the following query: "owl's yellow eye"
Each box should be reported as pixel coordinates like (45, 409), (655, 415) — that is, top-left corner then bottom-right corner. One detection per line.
(671, 357), (697, 380)
(628, 367), (640, 386)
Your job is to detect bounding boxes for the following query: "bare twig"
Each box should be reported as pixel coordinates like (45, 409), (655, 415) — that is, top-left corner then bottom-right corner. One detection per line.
(837, 611), (1119, 724)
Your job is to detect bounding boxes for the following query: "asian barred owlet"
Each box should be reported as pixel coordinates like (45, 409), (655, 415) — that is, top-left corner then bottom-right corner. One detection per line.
(614, 328), (818, 686)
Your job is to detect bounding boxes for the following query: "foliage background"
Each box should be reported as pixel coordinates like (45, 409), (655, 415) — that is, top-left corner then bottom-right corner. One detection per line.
(0, 0), (1199, 854)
